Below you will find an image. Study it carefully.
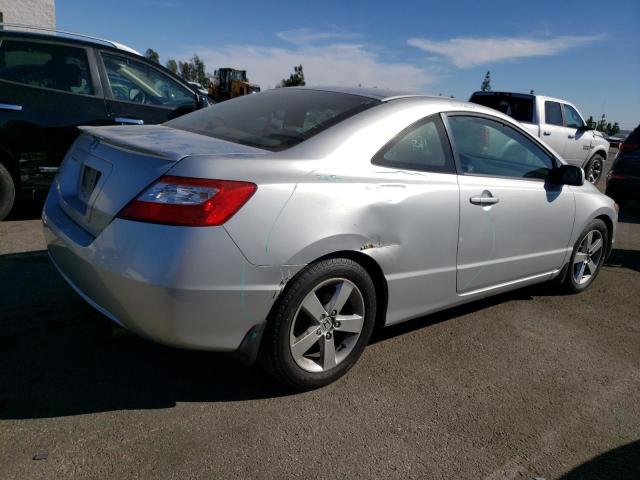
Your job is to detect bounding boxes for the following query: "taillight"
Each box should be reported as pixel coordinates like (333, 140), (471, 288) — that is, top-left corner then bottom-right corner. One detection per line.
(619, 143), (639, 153)
(118, 176), (257, 226)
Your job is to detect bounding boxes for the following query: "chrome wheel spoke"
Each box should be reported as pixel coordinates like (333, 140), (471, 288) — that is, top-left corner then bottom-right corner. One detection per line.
(574, 252), (588, 264)
(589, 238), (603, 254)
(587, 259), (598, 275)
(291, 327), (321, 359)
(301, 291), (328, 322)
(586, 231), (594, 250)
(321, 335), (337, 370)
(334, 314), (364, 333)
(576, 261), (586, 280)
(326, 281), (353, 314)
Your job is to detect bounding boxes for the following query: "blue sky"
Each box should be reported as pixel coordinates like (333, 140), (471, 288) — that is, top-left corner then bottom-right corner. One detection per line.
(58, 0), (639, 129)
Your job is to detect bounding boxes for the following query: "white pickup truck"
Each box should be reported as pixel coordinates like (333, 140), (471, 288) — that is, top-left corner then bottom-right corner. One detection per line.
(469, 91), (610, 183)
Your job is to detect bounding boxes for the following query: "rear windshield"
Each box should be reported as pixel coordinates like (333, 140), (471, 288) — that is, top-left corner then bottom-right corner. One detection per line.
(469, 93), (534, 123)
(165, 88), (380, 151)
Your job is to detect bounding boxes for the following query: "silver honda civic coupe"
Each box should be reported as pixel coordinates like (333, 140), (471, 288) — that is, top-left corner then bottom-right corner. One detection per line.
(43, 86), (617, 389)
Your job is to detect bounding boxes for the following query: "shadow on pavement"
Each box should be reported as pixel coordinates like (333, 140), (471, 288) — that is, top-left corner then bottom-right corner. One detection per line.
(558, 439), (640, 480)
(606, 248), (640, 273)
(0, 249), (573, 420)
(5, 196), (46, 222)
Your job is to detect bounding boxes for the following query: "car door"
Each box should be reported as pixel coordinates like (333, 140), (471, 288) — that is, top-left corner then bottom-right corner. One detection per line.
(445, 113), (575, 294)
(540, 100), (567, 157)
(97, 50), (198, 126)
(562, 103), (592, 166)
(0, 37), (108, 188)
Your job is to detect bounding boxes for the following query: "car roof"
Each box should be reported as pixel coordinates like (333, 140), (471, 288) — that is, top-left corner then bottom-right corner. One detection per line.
(0, 24), (141, 56)
(287, 85), (439, 102)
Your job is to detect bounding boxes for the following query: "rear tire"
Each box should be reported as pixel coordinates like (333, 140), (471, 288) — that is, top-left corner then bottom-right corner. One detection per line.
(584, 154), (604, 184)
(261, 258), (377, 391)
(562, 219), (608, 293)
(0, 163), (16, 221)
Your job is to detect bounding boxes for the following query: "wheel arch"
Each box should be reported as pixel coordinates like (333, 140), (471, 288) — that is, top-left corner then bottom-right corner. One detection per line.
(583, 148), (607, 168)
(595, 213), (615, 259)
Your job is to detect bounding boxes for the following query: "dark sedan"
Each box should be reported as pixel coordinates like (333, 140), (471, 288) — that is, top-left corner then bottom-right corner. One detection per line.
(606, 125), (640, 208)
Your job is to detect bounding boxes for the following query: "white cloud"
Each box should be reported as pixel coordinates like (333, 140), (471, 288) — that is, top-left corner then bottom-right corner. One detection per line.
(408, 35), (604, 68)
(276, 28), (363, 45)
(173, 43), (437, 92)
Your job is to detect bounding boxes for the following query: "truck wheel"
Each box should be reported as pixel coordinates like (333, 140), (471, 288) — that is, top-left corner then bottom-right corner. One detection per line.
(585, 154), (604, 184)
(0, 163), (16, 221)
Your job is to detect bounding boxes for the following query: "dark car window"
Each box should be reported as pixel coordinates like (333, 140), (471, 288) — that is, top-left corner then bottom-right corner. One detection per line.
(0, 39), (93, 95)
(563, 104), (584, 129)
(101, 52), (195, 108)
(166, 89), (380, 151)
(469, 93), (534, 122)
(373, 116), (454, 173)
(544, 101), (563, 126)
(448, 115), (555, 180)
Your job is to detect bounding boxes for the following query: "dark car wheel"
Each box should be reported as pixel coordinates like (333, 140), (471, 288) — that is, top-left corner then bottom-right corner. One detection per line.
(0, 163), (16, 221)
(262, 258), (377, 391)
(585, 154), (604, 184)
(563, 219), (608, 293)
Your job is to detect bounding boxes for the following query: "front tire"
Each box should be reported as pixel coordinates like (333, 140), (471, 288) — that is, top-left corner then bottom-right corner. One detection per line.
(585, 154), (604, 184)
(0, 163), (16, 221)
(262, 258), (377, 390)
(563, 219), (608, 293)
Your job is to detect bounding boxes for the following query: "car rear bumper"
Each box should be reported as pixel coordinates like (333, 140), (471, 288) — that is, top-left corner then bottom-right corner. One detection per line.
(42, 191), (297, 352)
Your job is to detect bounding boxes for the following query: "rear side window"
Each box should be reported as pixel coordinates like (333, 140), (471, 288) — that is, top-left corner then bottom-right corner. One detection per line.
(166, 89), (380, 151)
(448, 115), (555, 180)
(372, 116), (454, 173)
(469, 94), (534, 122)
(544, 101), (563, 126)
(0, 40), (94, 95)
(563, 104), (584, 129)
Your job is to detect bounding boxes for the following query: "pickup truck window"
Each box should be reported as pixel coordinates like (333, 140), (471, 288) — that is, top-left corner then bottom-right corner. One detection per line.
(448, 115), (554, 180)
(563, 104), (584, 129)
(468, 93), (534, 123)
(544, 101), (563, 126)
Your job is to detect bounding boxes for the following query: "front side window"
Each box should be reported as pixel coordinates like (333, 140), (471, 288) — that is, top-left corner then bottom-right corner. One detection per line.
(166, 88), (380, 151)
(544, 101), (563, 126)
(563, 104), (584, 129)
(101, 52), (195, 109)
(448, 115), (555, 180)
(469, 93), (534, 123)
(372, 116), (454, 173)
(0, 40), (93, 94)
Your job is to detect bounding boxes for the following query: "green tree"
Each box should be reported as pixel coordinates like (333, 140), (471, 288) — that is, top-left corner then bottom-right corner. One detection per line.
(280, 64), (305, 87)
(480, 71), (491, 92)
(144, 48), (160, 64)
(165, 59), (178, 74)
(177, 55), (210, 86)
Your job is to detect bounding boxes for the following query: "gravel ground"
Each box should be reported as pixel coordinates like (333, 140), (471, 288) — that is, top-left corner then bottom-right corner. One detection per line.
(1, 149), (638, 479)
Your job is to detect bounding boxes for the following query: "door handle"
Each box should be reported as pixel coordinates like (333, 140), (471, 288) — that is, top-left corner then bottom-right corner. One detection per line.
(0, 103), (23, 111)
(567, 134), (575, 139)
(114, 117), (144, 125)
(543, 131), (551, 136)
(470, 196), (499, 205)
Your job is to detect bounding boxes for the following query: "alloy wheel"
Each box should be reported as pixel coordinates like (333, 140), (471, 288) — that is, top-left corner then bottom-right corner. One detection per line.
(289, 278), (365, 373)
(573, 230), (604, 285)
(586, 158), (603, 183)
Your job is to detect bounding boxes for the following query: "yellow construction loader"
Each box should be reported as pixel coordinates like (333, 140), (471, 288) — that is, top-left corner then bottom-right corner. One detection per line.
(208, 68), (260, 102)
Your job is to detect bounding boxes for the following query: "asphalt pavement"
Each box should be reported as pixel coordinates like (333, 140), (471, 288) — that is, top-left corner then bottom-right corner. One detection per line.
(0, 148), (638, 479)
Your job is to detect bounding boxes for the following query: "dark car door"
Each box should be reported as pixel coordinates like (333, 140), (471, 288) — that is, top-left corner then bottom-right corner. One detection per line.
(0, 38), (108, 189)
(97, 51), (199, 126)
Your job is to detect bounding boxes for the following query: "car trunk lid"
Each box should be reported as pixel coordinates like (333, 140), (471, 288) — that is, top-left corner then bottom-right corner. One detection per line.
(54, 125), (265, 237)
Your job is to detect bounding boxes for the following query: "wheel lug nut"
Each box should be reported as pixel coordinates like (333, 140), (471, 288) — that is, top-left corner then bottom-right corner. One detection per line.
(326, 332), (332, 339)
(334, 321), (341, 328)
(331, 310), (337, 316)
(316, 329), (322, 335)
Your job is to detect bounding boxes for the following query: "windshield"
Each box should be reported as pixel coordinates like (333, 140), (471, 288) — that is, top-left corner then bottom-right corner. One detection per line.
(469, 93), (534, 123)
(165, 88), (380, 151)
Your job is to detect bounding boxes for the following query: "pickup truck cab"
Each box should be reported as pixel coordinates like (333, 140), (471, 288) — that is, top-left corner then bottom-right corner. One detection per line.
(469, 91), (609, 184)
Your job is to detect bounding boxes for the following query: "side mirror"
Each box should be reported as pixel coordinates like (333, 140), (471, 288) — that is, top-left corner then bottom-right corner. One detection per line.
(197, 94), (214, 108)
(582, 120), (597, 131)
(552, 164), (584, 186)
